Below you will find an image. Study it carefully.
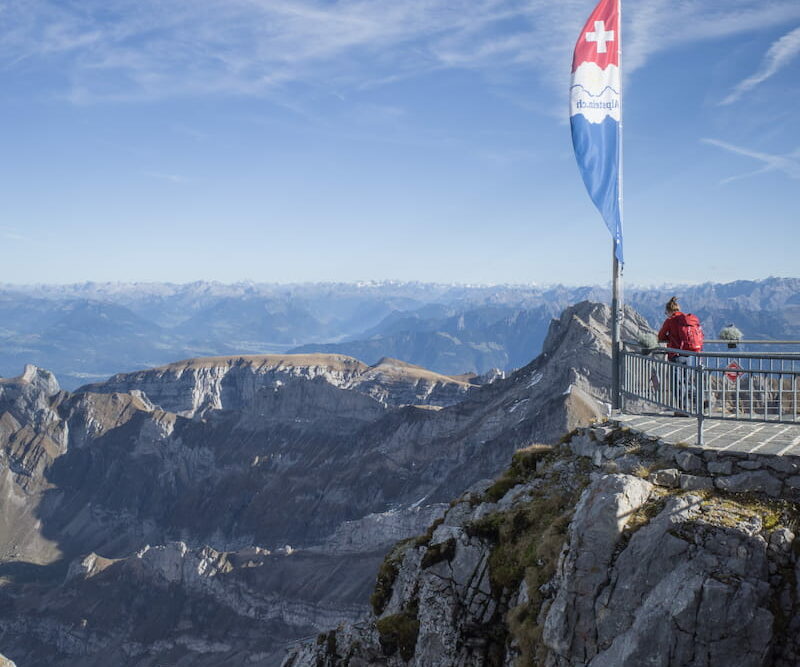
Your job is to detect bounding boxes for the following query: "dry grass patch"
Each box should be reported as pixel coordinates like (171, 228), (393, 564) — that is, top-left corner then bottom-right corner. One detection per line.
(698, 492), (796, 533)
(483, 444), (554, 503)
(370, 537), (415, 616)
(376, 603), (420, 661)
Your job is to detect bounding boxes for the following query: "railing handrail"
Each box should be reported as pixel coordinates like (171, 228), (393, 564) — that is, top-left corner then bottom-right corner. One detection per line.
(704, 339), (800, 345)
(624, 349), (800, 376)
(624, 343), (800, 361)
(624, 339), (800, 346)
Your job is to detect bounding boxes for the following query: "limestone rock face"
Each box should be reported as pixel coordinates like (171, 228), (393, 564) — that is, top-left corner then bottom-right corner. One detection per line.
(580, 494), (772, 667)
(0, 365), (67, 564)
(544, 488), (773, 667)
(287, 427), (799, 667)
(309, 504), (449, 555)
(83, 353), (475, 416)
(542, 474), (653, 659)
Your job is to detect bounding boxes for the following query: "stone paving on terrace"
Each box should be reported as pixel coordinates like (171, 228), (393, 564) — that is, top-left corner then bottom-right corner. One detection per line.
(614, 413), (800, 457)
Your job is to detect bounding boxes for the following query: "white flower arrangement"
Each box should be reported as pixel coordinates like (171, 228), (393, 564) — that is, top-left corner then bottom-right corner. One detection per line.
(636, 331), (658, 349)
(719, 325), (743, 341)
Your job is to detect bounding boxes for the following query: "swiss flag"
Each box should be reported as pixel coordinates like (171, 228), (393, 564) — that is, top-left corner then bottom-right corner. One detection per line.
(572, 0), (619, 72)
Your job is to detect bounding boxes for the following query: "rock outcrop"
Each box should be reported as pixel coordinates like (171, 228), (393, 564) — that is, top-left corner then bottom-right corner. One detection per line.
(82, 354), (475, 416)
(286, 424), (800, 666)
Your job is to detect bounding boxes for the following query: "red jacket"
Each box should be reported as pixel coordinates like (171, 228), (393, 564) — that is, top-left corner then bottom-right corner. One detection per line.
(658, 312), (685, 359)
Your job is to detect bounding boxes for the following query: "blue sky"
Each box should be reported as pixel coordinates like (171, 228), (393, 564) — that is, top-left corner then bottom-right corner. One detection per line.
(1, 0), (799, 287)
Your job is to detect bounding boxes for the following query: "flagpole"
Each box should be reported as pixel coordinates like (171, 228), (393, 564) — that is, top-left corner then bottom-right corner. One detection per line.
(612, 247), (622, 411)
(611, 0), (624, 412)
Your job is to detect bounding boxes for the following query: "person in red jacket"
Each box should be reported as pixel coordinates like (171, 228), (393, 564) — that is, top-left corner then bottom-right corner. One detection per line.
(658, 296), (685, 360)
(657, 296), (703, 414)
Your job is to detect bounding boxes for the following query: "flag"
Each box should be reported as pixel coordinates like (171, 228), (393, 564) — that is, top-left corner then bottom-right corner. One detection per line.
(570, 0), (623, 264)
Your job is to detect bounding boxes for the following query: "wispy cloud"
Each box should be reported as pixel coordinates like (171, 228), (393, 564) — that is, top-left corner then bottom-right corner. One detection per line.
(0, 227), (29, 242)
(145, 171), (187, 184)
(627, 2), (800, 73)
(1, 0), (543, 101)
(1, 1), (799, 104)
(721, 25), (800, 104)
(701, 138), (800, 182)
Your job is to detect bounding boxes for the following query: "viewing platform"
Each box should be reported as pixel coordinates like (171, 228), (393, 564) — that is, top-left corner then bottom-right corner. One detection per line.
(615, 413), (800, 457)
(619, 339), (800, 451)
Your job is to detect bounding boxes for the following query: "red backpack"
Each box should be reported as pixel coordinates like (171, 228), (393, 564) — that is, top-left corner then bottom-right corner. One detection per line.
(676, 313), (704, 352)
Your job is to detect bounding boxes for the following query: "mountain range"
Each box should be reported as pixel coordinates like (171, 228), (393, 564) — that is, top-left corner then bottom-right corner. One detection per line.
(0, 301), (648, 665)
(1, 278), (797, 390)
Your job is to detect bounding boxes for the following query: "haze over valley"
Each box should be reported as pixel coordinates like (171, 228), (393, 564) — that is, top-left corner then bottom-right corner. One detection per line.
(2, 278), (798, 390)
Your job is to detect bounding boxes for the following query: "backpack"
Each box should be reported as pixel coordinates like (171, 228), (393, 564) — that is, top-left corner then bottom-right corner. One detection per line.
(676, 313), (704, 352)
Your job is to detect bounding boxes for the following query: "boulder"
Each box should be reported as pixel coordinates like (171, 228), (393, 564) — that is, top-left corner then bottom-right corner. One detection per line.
(680, 474), (714, 491)
(651, 468), (680, 488)
(715, 471), (782, 498)
(542, 474), (652, 659)
(675, 450), (704, 473)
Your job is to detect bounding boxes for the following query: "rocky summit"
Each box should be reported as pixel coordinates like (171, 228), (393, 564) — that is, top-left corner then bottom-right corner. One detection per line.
(287, 424), (800, 667)
(81, 353), (477, 415)
(0, 301), (662, 665)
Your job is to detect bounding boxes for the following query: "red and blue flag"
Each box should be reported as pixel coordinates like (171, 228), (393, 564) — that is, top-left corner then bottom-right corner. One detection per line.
(570, 0), (623, 263)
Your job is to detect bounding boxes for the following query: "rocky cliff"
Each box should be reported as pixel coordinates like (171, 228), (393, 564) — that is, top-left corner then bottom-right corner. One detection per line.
(286, 423), (800, 666)
(80, 353), (475, 415)
(0, 301), (651, 665)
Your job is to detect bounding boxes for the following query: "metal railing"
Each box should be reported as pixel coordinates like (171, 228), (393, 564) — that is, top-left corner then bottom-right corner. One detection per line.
(620, 342), (800, 445)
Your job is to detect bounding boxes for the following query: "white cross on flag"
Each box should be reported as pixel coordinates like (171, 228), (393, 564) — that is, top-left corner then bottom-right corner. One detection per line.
(585, 20), (615, 53)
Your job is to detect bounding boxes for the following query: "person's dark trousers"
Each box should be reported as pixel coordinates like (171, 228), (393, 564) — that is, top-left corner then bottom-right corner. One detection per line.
(671, 355), (693, 414)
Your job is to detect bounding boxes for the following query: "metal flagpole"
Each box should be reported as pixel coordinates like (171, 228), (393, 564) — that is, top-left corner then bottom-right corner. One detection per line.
(611, 0), (624, 412)
(612, 249), (622, 411)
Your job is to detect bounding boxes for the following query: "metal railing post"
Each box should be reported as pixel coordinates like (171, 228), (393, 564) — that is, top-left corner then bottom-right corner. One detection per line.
(696, 360), (705, 446)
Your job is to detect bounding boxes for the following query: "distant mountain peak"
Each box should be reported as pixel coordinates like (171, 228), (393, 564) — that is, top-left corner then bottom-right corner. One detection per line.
(79, 352), (475, 417)
(155, 352), (369, 374)
(0, 364), (60, 396)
